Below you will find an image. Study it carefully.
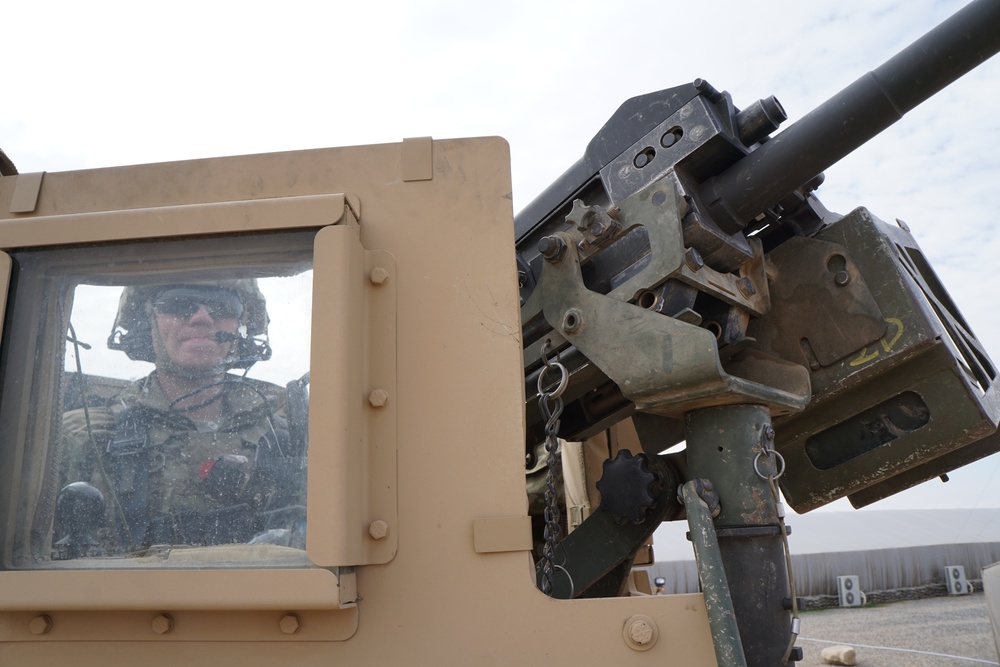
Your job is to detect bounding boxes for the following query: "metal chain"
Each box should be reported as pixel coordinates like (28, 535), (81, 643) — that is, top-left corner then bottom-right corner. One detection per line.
(758, 425), (800, 664)
(537, 339), (568, 596)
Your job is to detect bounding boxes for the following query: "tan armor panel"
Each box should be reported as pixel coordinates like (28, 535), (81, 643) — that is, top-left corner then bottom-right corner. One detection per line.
(0, 139), (716, 665)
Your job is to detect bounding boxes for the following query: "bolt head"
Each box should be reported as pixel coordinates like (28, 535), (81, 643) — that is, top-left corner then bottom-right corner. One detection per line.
(279, 613), (301, 635)
(629, 620), (654, 644)
(369, 519), (389, 540)
(369, 267), (390, 285)
(29, 614), (52, 635)
(151, 613), (174, 635)
(538, 235), (567, 262)
(368, 389), (389, 407)
(684, 247), (705, 271)
(623, 614), (658, 651)
(834, 270), (851, 286)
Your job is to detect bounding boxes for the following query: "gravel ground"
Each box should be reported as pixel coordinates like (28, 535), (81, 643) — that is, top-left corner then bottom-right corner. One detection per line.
(795, 593), (998, 666)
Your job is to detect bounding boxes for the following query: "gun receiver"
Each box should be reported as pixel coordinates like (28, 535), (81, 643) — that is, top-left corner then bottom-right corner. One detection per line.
(519, 0), (1000, 511)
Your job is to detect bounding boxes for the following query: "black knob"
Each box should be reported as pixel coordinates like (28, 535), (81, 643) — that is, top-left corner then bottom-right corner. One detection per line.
(595, 450), (658, 524)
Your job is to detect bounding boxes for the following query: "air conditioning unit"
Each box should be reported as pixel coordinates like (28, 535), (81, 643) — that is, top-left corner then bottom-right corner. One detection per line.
(837, 575), (866, 607)
(946, 565), (973, 595)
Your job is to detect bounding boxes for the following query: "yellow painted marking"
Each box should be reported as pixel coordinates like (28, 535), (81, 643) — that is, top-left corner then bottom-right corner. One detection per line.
(880, 317), (903, 352)
(849, 318), (904, 367)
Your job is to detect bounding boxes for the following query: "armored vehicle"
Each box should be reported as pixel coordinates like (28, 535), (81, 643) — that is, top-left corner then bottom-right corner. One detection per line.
(1, 1), (999, 665)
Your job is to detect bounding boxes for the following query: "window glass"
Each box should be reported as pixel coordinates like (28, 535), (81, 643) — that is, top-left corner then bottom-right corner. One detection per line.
(1, 231), (313, 569)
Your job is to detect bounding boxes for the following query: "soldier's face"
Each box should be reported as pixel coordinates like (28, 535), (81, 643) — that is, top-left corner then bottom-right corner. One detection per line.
(152, 301), (239, 372)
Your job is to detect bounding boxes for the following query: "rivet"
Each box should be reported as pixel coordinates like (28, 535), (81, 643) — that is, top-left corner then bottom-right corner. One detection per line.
(29, 614), (52, 635)
(369, 519), (389, 540)
(151, 613), (174, 635)
(368, 389), (389, 408)
(561, 308), (583, 335)
(370, 267), (390, 285)
(279, 613), (301, 635)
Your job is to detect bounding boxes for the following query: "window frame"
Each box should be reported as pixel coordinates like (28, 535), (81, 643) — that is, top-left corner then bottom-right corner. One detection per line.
(0, 193), (395, 612)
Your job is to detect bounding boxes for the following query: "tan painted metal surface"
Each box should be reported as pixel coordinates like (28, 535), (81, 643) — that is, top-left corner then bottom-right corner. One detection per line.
(0, 138), (716, 664)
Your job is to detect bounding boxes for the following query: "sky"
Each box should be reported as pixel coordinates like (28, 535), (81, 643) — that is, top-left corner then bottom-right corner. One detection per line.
(4, 0), (1000, 514)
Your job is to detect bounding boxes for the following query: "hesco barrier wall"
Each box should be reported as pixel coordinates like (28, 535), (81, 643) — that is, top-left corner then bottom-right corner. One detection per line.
(646, 509), (1000, 597)
(645, 542), (1000, 597)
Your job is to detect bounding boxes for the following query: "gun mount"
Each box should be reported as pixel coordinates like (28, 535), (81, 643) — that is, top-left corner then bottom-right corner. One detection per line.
(520, 0), (1000, 505)
(520, 1), (1000, 664)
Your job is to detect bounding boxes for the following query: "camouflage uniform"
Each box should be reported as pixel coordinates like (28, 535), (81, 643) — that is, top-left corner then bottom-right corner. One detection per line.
(58, 371), (300, 555)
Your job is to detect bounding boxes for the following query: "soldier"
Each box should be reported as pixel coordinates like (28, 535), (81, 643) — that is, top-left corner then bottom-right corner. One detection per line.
(55, 280), (305, 559)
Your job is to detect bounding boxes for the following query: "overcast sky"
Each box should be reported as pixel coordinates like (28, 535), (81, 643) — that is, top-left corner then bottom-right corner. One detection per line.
(4, 0), (1000, 514)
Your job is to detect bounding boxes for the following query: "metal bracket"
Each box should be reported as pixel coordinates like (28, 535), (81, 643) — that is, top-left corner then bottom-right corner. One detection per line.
(308, 219), (398, 567)
(9, 172), (43, 214)
(402, 137), (433, 182)
(534, 455), (679, 599)
(537, 223), (810, 418)
(473, 516), (532, 554)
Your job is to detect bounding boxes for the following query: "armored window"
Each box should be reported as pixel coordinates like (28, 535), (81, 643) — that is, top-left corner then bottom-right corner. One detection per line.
(0, 231), (313, 569)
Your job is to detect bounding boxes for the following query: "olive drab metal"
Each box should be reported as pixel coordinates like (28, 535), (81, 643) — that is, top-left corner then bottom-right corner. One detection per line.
(1, 2), (1000, 665)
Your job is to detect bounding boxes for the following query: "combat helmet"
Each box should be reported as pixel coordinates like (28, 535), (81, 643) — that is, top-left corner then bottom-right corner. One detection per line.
(107, 279), (272, 369)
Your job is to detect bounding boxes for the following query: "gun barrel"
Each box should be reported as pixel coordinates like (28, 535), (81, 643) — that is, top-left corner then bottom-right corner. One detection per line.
(700, 0), (1000, 233)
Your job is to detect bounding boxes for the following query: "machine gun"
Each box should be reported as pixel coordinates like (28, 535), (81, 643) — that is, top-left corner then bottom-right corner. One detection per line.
(518, 0), (1000, 664)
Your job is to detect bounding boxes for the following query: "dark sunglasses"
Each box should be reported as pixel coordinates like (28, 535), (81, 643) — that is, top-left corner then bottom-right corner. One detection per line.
(153, 296), (242, 320)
